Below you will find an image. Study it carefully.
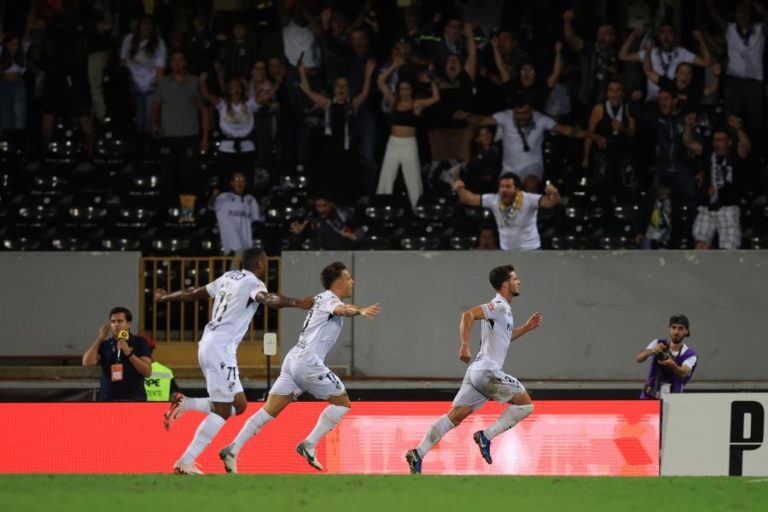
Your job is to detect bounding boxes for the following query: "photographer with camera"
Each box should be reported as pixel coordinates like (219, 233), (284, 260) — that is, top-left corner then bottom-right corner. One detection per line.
(636, 314), (698, 399)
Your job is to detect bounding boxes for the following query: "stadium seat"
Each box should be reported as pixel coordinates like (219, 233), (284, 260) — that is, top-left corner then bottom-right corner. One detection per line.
(357, 224), (395, 250)
(447, 232), (479, 250)
(363, 194), (410, 224)
(399, 225), (443, 250)
(413, 193), (455, 224)
(93, 117), (134, 166)
(263, 195), (308, 228)
(44, 118), (86, 164)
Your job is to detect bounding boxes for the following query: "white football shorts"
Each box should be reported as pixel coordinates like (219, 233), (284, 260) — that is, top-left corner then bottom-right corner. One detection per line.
(270, 354), (346, 400)
(452, 368), (526, 410)
(198, 341), (243, 402)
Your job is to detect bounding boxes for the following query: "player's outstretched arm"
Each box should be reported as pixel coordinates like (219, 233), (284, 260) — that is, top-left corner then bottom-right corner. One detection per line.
(256, 292), (314, 310)
(459, 306), (485, 363)
(154, 286), (209, 303)
(512, 311), (542, 341)
(332, 303), (381, 318)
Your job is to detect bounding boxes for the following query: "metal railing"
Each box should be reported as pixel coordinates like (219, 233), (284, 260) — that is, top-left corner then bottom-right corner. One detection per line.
(139, 256), (281, 343)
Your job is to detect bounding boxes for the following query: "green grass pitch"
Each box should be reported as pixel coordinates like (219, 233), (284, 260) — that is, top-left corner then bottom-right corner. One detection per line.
(2, 475), (767, 512)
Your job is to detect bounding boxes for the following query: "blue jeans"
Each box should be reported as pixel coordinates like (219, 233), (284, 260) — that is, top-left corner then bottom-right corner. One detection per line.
(0, 80), (27, 130)
(133, 89), (156, 134)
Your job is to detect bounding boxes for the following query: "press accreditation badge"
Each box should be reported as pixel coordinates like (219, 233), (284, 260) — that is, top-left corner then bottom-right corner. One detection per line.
(111, 364), (124, 382)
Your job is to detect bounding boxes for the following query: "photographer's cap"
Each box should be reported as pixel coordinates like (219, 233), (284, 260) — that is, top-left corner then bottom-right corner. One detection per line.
(669, 314), (690, 336)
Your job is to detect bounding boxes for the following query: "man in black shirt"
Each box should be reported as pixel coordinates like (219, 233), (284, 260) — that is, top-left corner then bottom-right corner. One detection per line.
(82, 306), (152, 401)
(684, 115), (751, 249)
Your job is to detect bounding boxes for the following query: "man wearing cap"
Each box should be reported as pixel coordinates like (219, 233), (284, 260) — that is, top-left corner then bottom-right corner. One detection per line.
(82, 306), (153, 401)
(635, 314), (698, 399)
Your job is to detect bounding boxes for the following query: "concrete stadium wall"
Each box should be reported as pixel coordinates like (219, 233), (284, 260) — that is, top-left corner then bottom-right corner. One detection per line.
(0, 252), (141, 356)
(280, 251), (768, 380)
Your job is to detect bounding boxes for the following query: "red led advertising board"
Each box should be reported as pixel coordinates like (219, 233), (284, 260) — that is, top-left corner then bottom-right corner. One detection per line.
(0, 401), (658, 475)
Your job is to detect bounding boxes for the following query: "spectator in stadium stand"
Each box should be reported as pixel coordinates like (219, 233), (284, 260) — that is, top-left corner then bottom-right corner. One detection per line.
(83, 1), (113, 124)
(582, 77), (637, 206)
(289, 192), (364, 250)
(199, 70), (259, 185)
(707, 0), (767, 139)
(462, 125), (502, 195)
(217, 20), (260, 87)
(0, 31), (29, 130)
(429, 15), (467, 68)
(453, 172), (560, 251)
(40, 7), (94, 155)
(81, 307), (153, 402)
(183, 14), (220, 92)
(618, 24), (711, 103)
(297, 54), (376, 204)
(683, 115), (751, 250)
(634, 83), (696, 204)
(505, 43), (564, 115)
(376, 57), (440, 209)
(633, 177), (676, 250)
(477, 225), (498, 250)
(456, 95), (605, 193)
(636, 314), (698, 399)
(482, 28), (530, 88)
(427, 21), (477, 164)
(642, 48), (721, 115)
(562, 9), (619, 120)
(120, 14), (167, 135)
(150, 49), (210, 222)
(211, 171), (263, 257)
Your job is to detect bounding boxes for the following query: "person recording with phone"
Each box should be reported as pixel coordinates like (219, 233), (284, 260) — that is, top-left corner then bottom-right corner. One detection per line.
(636, 314), (698, 399)
(82, 307), (153, 401)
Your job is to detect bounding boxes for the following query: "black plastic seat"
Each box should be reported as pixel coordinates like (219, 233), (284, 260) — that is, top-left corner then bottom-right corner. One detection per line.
(263, 196), (307, 228)
(399, 225), (443, 250)
(413, 193), (455, 223)
(363, 195), (409, 224)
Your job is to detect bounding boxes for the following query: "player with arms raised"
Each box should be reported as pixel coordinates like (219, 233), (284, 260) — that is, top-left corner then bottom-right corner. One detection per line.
(406, 264), (542, 474)
(155, 248), (314, 474)
(218, 261), (381, 473)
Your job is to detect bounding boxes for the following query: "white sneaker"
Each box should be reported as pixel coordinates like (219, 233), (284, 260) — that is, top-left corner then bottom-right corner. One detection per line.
(296, 441), (323, 471)
(163, 392), (187, 430)
(219, 447), (238, 474)
(173, 462), (204, 475)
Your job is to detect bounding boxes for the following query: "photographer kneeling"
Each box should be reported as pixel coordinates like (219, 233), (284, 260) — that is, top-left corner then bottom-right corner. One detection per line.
(636, 314), (698, 399)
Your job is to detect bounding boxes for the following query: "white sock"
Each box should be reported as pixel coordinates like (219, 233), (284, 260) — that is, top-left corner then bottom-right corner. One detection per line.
(178, 413), (227, 465)
(483, 404), (534, 440)
(184, 398), (211, 413)
(304, 405), (350, 450)
(229, 408), (275, 455)
(416, 415), (455, 458)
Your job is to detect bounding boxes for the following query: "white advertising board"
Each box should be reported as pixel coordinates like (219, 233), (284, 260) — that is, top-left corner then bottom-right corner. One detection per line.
(661, 393), (768, 476)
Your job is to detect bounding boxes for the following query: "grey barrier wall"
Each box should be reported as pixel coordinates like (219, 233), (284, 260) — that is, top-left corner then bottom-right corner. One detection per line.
(0, 252), (141, 356)
(280, 251), (768, 380)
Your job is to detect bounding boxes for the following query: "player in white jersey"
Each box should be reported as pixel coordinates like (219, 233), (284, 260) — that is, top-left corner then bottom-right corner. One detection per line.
(218, 261), (381, 473)
(154, 248), (313, 474)
(405, 264), (543, 474)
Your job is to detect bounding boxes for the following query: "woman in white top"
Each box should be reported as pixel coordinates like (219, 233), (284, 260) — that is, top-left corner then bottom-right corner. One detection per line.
(120, 15), (167, 134)
(0, 32), (28, 129)
(200, 71), (259, 182)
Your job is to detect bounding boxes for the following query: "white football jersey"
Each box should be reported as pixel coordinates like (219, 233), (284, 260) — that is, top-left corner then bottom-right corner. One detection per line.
(468, 294), (515, 371)
(291, 290), (345, 364)
(200, 270), (267, 347)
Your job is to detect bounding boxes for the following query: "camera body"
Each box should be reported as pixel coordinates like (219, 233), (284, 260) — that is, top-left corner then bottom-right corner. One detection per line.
(655, 344), (671, 362)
